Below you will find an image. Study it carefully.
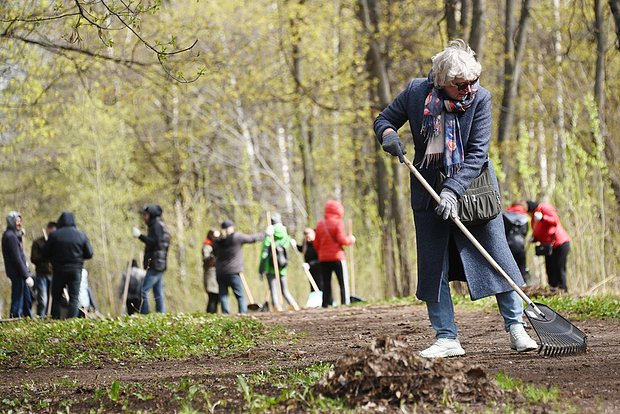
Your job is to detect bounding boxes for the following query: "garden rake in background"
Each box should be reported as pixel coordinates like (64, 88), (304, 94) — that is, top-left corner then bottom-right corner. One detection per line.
(402, 156), (587, 356)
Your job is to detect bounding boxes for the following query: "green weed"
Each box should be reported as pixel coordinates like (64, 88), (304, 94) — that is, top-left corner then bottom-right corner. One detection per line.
(495, 371), (560, 404)
(236, 363), (348, 413)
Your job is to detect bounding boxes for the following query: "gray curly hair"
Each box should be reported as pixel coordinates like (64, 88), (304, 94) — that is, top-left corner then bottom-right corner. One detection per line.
(431, 39), (481, 88)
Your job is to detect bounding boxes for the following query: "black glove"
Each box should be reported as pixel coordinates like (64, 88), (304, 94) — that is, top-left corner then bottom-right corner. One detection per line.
(435, 189), (458, 220)
(381, 131), (406, 163)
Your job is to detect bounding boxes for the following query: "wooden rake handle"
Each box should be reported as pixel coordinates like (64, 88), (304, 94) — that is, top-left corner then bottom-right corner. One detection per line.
(401, 156), (543, 316)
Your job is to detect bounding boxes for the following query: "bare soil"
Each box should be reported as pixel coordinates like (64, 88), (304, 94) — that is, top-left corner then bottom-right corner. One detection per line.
(1, 303), (618, 413)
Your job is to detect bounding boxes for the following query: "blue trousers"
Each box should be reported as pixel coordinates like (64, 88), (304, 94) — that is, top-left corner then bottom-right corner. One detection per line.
(35, 274), (52, 317)
(217, 273), (247, 314)
(426, 252), (524, 339)
(9, 275), (32, 318)
(140, 269), (165, 313)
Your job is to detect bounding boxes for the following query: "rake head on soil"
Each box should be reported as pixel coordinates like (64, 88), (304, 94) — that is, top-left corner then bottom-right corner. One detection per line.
(525, 303), (588, 356)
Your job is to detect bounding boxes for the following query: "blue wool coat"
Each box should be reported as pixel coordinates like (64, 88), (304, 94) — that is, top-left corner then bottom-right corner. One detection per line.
(374, 78), (524, 302)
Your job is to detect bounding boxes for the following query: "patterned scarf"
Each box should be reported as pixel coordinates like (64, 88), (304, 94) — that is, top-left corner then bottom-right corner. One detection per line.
(420, 72), (478, 176)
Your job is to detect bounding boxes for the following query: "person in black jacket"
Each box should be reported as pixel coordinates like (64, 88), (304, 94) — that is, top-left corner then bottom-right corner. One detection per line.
(296, 227), (322, 292)
(42, 211), (94, 319)
(119, 260), (146, 315)
(132, 204), (170, 313)
(2, 211), (34, 318)
(30, 221), (56, 317)
(213, 219), (264, 314)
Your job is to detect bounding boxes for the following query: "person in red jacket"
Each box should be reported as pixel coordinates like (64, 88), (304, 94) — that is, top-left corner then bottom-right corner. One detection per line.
(525, 200), (571, 291)
(313, 200), (356, 307)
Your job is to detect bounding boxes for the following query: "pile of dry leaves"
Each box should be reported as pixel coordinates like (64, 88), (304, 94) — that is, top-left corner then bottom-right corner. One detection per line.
(314, 336), (506, 409)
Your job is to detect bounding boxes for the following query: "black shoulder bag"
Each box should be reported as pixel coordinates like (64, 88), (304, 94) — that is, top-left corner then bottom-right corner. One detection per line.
(436, 163), (502, 225)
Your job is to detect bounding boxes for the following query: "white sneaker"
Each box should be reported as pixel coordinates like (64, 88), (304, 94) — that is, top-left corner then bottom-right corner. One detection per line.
(509, 324), (538, 352)
(419, 338), (466, 358)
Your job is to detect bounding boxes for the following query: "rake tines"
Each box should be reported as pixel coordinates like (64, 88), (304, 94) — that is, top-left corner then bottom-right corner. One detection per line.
(524, 303), (587, 357)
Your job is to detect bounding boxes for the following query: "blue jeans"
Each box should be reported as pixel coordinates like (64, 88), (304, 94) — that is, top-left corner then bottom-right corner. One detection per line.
(426, 253), (525, 339)
(9, 275), (33, 318)
(35, 274), (52, 317)
(217, 273), (247, 314)
(140, 270), (165, 314)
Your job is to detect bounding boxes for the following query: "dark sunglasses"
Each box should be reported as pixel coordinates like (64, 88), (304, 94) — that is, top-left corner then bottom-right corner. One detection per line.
(453, 77), (479, 91)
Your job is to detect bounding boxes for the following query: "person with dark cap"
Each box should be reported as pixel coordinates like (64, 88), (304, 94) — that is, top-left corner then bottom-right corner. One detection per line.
(258, 212), (299, 311)
(30, 221), (56, 317)
(212, 219), (265, 314)
(132, 204), (170, 313)
(2, 211), (34, 318)
(522, 200), (571, 291)
(43, 211), (94, 319)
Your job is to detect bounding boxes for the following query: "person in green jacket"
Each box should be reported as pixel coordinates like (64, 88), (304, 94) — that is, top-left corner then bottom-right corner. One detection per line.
(258, 213), (299, 311)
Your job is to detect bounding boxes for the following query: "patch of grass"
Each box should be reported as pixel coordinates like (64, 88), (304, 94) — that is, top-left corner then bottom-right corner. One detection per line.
(236, 363), (348, 413)
(530, 295), (620, 320)
(352, 295), (424, 307)
(452, 293), (620, 320)
(1, 375), (227, 413)
(495, 371), (560, 404)
(0, 312), (270, 367)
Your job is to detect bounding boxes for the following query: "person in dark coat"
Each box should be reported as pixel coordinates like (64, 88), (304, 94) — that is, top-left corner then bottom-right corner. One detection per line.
(296, 227), (322, 292)
(502, 204), (530, 283)
(212, 219), (264, 314)
(374, 39), (537, 357)
(119, 260), (146, 315)
(42, 211), (94, 319)
(132, 204), (170, 314)
(30, 221), (56, 317)
(2, 211), (34, 318)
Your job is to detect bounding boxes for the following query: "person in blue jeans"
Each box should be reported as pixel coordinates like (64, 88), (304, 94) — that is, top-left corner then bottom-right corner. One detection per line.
(30, 221), (56, 317)
(374, 39), (537, 357)
(2, 211), (34, 318)
(133, 204), (170, 314)
(213, 219), (265, 314)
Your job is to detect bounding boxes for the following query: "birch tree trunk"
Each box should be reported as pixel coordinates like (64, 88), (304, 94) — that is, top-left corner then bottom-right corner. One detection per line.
(551, 0), (565, 183)
(170, 84), (187, 288)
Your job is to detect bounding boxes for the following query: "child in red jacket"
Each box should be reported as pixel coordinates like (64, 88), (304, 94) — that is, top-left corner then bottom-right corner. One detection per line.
(314, 200), (356, 307)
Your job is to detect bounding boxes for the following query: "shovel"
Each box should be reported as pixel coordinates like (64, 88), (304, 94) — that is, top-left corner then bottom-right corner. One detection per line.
(291, 247), (323, 308)
(239, 272), (262, 312)
(402, 156), (587, 356)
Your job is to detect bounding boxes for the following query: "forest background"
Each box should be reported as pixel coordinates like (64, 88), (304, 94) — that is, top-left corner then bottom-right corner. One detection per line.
(1, 0), (620, 316)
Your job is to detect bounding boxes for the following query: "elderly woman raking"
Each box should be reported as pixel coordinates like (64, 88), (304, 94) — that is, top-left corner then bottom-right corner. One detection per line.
(373, 39), (538, 358)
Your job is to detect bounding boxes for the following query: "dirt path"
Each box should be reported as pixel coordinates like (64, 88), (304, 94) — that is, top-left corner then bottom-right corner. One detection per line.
(1, 304), (618, 413)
